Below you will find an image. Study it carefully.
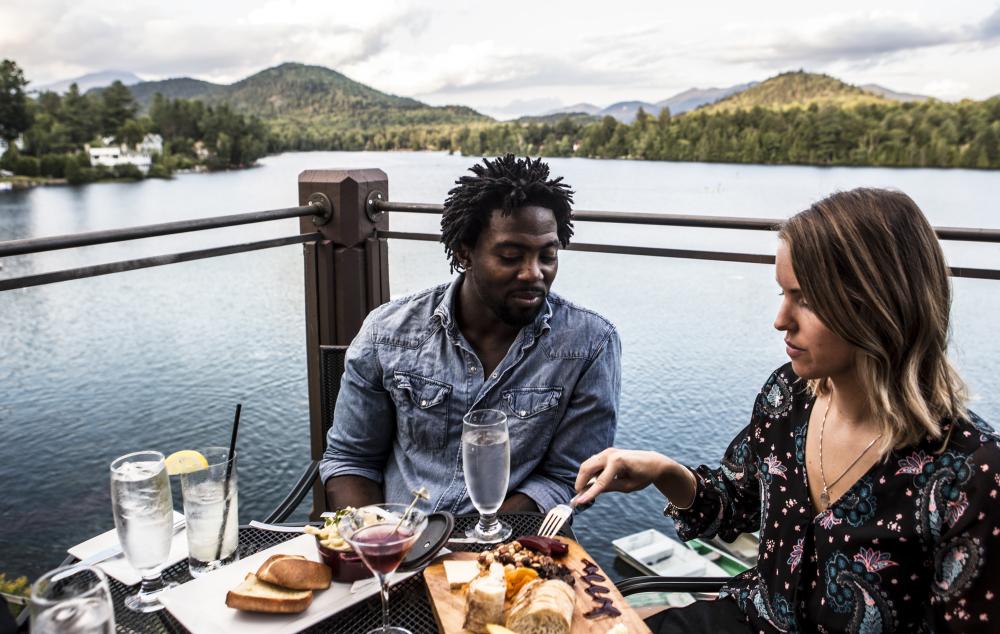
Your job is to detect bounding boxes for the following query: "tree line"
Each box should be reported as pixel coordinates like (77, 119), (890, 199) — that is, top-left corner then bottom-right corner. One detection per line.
(0, 59), (269, 183)
(273, 98), (1000, 170)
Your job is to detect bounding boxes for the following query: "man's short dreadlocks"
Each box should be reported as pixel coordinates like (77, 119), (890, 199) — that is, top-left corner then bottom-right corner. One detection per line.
(441, 154), (574, 273)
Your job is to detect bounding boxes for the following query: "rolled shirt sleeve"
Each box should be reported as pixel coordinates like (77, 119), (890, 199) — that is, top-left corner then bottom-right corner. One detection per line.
(515, 326), (621, 513)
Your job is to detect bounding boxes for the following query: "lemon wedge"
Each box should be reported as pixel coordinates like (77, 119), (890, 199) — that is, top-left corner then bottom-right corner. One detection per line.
(164, 449), (209, 475)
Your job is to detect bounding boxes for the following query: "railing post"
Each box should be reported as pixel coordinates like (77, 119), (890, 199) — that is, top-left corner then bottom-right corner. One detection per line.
(299, 169), (389, 518)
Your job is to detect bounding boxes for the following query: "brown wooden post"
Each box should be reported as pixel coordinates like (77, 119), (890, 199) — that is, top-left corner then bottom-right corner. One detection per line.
(299, 169), (389, 518)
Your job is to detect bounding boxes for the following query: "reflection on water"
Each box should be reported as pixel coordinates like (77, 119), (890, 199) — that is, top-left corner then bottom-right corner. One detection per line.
(2, 152), (999, 581)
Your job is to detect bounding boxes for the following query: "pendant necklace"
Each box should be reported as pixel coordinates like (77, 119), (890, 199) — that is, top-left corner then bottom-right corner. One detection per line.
(818, 395), (883, 510)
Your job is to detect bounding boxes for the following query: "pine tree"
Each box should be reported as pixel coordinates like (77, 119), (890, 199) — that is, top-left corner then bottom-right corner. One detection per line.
(0, 59), (32, 142)
(100, 81), (138, 138)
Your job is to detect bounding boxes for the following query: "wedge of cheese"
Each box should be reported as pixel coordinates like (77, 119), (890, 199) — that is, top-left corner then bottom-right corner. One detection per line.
(444, 560), (480, 589)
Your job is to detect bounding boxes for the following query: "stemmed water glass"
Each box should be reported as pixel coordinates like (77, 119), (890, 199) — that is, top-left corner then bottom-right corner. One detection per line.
(109, 450), (176, 612)
(30, 565), (115, 633)
(339, 504), (428, 634)
(462, 409), (512, 542)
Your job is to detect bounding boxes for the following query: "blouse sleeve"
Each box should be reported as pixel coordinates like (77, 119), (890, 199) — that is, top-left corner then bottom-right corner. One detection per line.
(665, 390), (765, 543)
(929, 441), (1000, 631)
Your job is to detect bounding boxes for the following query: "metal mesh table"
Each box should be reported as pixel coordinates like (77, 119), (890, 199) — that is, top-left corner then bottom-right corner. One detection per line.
(102, 513), (573, 634)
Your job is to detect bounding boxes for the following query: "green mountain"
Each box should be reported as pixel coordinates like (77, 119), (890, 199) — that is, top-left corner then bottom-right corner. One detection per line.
(697, 71), (892, 114)
(120, 62), (489, 141)
(126, 77), (226, 104)
(513, 112), (599, 125)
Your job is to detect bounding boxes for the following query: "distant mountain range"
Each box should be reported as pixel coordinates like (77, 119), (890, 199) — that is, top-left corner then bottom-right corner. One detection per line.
(542, 83), (758, 123)
(535, 76), (935, 124)
(860, 84), (930, 102)
(40, 64), (944, 134)
(34, 70), (143, 94)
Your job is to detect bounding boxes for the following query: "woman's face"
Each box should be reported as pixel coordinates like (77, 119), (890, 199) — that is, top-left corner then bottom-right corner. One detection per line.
(773, 241), (856, 380)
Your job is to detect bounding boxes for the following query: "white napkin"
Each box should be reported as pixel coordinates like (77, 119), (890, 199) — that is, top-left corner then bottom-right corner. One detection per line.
(67, 511), (189, 586)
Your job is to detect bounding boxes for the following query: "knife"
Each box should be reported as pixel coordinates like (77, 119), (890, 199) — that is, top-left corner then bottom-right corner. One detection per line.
(56, 518), (186, 581)
(248, 520), (309, 533)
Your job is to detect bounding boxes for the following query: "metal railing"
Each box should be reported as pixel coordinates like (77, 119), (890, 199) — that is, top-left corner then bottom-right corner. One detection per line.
(371, 200), (1000, 280)
(3, 168), (1000, 517)
(0, 203), (328, 291)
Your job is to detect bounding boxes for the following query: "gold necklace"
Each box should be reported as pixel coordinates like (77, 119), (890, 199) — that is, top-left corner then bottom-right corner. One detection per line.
(818, 396), (882, 510)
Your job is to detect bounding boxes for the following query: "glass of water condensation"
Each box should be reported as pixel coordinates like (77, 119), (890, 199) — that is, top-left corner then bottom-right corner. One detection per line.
(30, 565), (115, 634)
(109, 450), (175, 613)
(179, 447), (239, 577)
(462, 409), (512, 542)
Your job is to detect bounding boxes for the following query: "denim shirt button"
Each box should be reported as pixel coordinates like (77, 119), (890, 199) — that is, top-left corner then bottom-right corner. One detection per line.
(520, 409), (527, 417)
(469, 366), (477, 373)
(491, 372), (498, 379)
(420, 399), (427, 407)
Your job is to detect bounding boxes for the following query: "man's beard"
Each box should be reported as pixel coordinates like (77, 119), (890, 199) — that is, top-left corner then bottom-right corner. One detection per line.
(493, 295), (545, 328)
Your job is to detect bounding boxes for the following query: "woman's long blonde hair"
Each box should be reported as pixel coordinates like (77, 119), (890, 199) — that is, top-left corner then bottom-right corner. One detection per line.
(779, 188), (967, 452)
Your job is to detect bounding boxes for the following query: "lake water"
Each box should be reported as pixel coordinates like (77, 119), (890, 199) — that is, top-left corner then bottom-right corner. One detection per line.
(2, 152), (999, 582)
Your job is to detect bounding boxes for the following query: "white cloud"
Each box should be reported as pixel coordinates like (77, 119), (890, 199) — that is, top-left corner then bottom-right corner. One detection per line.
(922, 80), (971, 100)
(2, 0), (999, 113)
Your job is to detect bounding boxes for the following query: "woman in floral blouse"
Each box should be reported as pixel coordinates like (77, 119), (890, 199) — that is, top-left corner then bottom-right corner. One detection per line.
(573, 188), (1000, 632)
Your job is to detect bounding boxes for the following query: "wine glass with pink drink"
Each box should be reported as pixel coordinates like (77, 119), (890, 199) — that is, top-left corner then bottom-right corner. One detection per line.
(339, 504), (428, 634)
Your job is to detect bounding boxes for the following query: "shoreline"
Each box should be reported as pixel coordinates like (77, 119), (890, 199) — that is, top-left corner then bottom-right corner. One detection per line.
(0, 175), (67, 190)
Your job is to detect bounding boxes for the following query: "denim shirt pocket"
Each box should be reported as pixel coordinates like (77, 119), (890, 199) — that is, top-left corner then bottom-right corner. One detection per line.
(391, 371), (452, 450)
(501, 387), (563, 459)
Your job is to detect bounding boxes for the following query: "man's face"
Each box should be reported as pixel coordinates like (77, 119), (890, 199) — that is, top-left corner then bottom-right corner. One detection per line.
(460, 205), (560, 328)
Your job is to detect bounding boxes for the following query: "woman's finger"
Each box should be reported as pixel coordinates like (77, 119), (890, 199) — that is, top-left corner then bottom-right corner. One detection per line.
(574, 449), (611, 492)
(572, 456), (622, 506)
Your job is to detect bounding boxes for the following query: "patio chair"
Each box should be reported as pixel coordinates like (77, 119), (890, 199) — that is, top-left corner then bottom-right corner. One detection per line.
(617, 575), (728, 595)
(263, 344), (348, 522)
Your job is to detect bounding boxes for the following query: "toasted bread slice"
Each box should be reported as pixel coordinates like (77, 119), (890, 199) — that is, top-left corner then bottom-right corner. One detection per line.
(256, 554), (332, 590)
(225, 573), (314, 613)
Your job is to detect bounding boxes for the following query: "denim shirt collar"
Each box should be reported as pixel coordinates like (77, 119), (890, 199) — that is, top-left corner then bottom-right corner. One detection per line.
(432, 275), (553, 340)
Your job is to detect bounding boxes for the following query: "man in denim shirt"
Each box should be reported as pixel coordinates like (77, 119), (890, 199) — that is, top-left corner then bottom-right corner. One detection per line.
(320, 155), (620, 515)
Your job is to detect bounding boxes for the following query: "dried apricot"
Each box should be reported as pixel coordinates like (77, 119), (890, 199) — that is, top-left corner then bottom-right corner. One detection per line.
(504, 566), (539, 600)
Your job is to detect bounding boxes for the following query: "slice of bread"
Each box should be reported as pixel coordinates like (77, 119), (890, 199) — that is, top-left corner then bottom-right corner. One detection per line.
(506, 579), (575, 634)
(256, 554), (332, 590)
(225, 573), (314, 614)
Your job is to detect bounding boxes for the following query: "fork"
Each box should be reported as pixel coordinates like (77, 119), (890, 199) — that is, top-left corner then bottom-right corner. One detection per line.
(537, 504), (573, 538)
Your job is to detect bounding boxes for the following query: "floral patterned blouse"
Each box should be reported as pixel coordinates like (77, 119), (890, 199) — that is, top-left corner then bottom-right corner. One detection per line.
(667, 363), (1000, 633)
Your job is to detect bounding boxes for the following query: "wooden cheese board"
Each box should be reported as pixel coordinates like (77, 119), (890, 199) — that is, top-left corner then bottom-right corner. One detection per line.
(423, 538), (651, 633)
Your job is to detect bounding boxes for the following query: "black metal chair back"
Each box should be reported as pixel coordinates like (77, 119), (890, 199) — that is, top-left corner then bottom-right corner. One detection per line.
(318, 345), (349, 445)
(262, 344), (349, 522)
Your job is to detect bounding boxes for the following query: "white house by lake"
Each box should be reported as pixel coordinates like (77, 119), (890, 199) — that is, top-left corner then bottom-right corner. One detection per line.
(0, 137), (25, 159)
(87, 134), (163, 174)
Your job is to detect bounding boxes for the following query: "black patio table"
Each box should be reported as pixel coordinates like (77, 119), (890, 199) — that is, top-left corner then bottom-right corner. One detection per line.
(78, 512), (574, 634)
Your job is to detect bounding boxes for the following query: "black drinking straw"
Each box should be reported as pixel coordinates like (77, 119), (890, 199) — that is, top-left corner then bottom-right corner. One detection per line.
(215, 403), (241, 561)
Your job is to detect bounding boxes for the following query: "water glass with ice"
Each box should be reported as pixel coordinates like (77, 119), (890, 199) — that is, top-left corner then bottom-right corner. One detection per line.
(462, 408), (512, 542)
(109, 450), (175, 613)
(30, 565), (115, 634)
(179, 447), (239, 577)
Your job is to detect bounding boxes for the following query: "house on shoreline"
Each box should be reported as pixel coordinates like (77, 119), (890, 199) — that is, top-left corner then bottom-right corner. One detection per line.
(87, 134), (163, 174)
(0, 137), (25, 160)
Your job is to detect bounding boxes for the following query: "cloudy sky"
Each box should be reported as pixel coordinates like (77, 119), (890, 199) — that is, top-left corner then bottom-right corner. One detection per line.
(3, 0), (999, 118)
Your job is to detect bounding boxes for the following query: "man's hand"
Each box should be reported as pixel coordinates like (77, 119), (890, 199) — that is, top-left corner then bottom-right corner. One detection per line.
(325, 475), (383, 510)
(498, 492), (539, 513)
